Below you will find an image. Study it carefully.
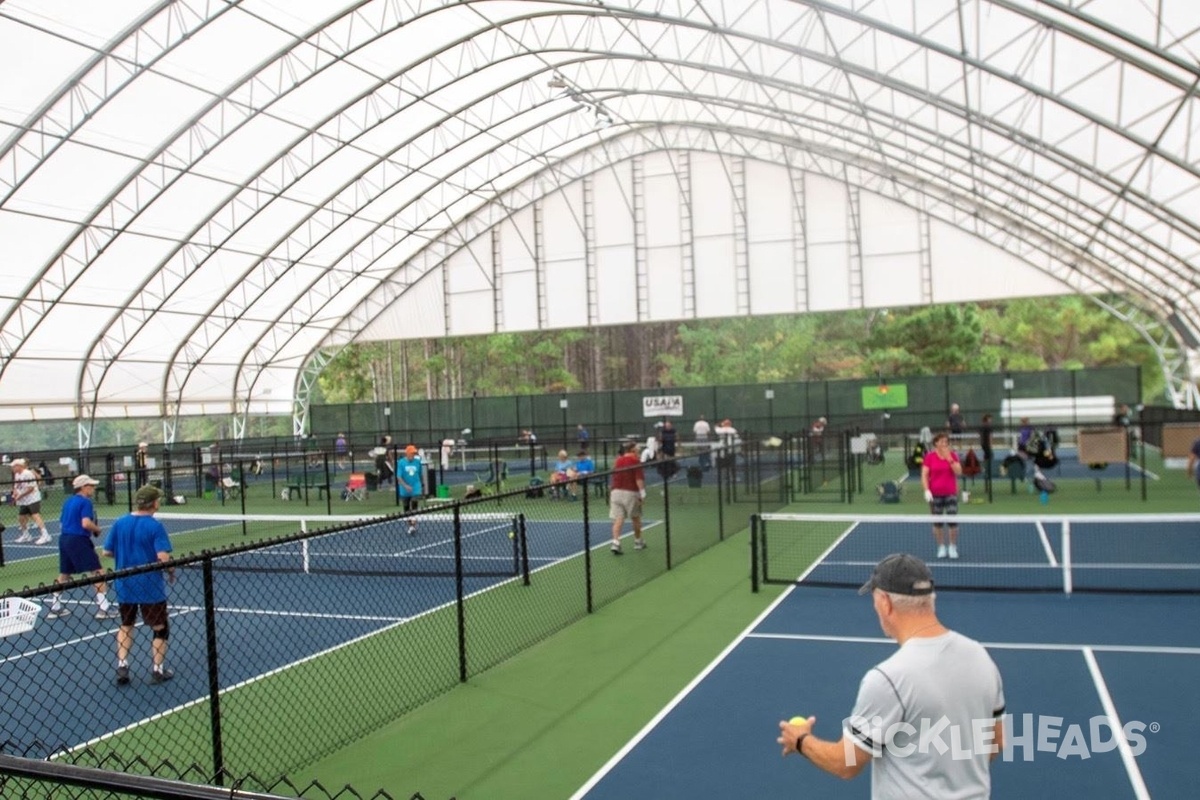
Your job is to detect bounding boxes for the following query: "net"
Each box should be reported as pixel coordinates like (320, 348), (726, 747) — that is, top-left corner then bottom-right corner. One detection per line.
(157, 511), (521, 578)
(448, 445), (546, 474)
(754, 513), (1200, 594)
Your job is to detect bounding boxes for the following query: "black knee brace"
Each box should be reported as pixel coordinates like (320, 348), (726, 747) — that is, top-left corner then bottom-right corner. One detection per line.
(152, 622), (170, 641)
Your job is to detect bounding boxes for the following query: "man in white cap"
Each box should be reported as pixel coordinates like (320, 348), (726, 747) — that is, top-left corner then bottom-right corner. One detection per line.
(49, 474), (116, 620)
(10, 458), (51, 545)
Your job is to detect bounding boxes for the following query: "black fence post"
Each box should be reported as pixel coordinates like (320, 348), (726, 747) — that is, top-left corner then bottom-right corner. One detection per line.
(518, 513), (530, 586)
(663, 470), (672, 570)
(454, 504), (467, 683)
(750, 514), (759, 593)
(583, 476), (593, 614)
(202, 556), (225, 785)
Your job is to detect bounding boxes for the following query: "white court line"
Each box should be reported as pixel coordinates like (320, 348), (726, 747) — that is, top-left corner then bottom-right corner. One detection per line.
(571, 524), (858, 798)
(570, 583), (803, 799)
(745, 631), (1200, 656)
(57, 517), (665, 756)
(1083, 647), (1151, 800)
(1035, 521), (1058, 567)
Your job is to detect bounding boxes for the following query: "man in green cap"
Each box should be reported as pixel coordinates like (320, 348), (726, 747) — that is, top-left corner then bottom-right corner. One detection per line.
(103, 484), (175, 686)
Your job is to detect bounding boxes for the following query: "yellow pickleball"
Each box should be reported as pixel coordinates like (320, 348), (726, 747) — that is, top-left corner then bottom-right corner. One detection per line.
(789, 716), (813, 726)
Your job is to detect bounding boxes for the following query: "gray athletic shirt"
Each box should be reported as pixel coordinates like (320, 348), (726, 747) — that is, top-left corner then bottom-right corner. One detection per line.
(843, 630), (1005, 799)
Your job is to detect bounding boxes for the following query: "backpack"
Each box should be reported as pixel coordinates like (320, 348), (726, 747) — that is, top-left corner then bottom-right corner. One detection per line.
(905, 442), (927, 471)
(525, 477), (546, 499)
(877, 480), (902, 503)
(962, 448), (981, 477)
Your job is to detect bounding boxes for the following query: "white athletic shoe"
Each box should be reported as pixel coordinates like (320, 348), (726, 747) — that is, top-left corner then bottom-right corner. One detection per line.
(406, 522), (417, 536)
(14, 532), (33, 544)
(948, 544), (959, 560)
(936, 545), (948, 559)
(34, 533), (51, 545)
(634, 539), (646, 551)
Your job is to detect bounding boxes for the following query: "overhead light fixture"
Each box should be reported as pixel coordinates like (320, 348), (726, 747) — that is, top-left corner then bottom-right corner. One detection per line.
(547, 77), (567, 89)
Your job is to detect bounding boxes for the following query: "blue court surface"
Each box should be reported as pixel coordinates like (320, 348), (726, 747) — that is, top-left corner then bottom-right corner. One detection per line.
(574, 586), (1199, 799)
(0, 514), (659, 753)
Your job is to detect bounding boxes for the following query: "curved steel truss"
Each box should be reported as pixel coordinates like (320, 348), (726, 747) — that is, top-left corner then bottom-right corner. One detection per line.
(1, 0), (1198, 426)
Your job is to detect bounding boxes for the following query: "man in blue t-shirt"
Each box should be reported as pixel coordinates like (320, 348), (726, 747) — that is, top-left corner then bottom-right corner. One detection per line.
(396, 444), (423, 535)
(103, 484), (175, 685)
(51, 475), (116, 620)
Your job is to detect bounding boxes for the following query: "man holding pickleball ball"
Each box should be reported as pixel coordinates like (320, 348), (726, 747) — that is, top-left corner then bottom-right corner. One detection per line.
(777, 554), (1005, 798)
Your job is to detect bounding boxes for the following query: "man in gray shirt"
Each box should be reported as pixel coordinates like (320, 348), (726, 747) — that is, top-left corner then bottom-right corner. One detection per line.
(778, 554), (1005, 798)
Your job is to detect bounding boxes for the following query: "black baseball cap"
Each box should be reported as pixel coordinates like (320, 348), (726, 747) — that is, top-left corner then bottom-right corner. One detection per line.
(858, 553), (935, 595)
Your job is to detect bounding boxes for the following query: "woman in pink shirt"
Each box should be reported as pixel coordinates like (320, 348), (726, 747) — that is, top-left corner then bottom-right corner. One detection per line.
(921, 431), (963, 559)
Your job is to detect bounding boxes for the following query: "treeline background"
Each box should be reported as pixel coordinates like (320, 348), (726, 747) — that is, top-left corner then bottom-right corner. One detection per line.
(0, 296), (1160, 451)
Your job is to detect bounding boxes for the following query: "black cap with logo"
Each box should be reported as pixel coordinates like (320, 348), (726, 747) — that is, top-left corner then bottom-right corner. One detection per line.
(858, 553), (935, 595)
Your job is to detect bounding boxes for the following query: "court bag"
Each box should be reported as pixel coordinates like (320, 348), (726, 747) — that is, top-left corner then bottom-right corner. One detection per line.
(1032, 471), (1056, 494)
(877, 480), (902, 503)
(961, 448), (982, 477)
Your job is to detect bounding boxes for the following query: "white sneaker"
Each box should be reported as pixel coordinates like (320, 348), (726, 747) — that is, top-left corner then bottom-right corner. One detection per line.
(14, 532), (32, 543)
(45, 607), (72, 620)
(948, 544), (959, 560)
(937, 545), (948, 559)
(34, 533), (51, 545)
(610, 542), (623, 555)
(634, 539), (646, 551)
(406, 522), (417, 536)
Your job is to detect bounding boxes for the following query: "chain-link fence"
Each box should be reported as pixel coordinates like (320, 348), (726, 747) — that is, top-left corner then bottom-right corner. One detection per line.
(0, 447), (790, 793)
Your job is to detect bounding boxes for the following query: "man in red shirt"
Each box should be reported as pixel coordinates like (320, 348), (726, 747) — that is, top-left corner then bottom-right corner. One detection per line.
(609, 439), (646, 555)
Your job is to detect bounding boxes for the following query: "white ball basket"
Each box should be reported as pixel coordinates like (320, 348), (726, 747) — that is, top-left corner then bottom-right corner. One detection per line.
(0, 597), (40, 638)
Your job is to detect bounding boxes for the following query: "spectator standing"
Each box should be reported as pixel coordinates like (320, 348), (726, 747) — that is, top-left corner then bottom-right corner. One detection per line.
(10, 458), (51, 545)
(103, 485), (175, 685)
(372, 435), (395, 487)
(609, 440), (646, 555)
(693, 414), (712, 443)
(777, 554), (1004, 795)
(978, 414), (994, 471)
(576, 423), (590, 451)
(134, 442), (150, 489)
(810, 417), (828, 457)
(396, 444), (423, 535)
(50, 475), (116, 620)
(714, 418), (740, 468)
(921, 432), (963, 559)
(334, 432), (349, 470)
(947, 403), (965, 435)
(659, 420), (677, 457)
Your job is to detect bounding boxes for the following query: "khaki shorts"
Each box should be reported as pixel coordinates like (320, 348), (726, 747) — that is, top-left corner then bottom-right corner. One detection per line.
(609, 489), (642, 520)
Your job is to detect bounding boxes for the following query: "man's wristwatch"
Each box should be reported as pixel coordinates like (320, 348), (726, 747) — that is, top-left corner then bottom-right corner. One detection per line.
(795, 733), (810, 756)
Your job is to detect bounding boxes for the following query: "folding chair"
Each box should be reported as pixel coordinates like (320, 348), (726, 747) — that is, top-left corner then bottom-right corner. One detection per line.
(219, 477), (241, 500)
(344, 472), (367, 501)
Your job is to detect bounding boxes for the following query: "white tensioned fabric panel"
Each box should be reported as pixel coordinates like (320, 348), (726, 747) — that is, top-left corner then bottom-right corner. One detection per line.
(746, 160), (796, 316)
(692, 153), (738, 318)
(541, 183), (587, 330)
(643, 153), (686, 321)
(930, 223), (1079, 304)
(861, 194), (923, 309)
(446, 238), (496, 336)
(805, 174), (852, 312)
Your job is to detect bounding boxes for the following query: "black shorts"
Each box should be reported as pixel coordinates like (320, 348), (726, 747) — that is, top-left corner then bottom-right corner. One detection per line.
(119, 601), (168, 629)
(930, 494), (959, 523)
(18, 502), (41, 515)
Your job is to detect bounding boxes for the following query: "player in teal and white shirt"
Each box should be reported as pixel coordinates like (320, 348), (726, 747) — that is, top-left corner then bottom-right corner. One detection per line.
(396, 444), (423, 535)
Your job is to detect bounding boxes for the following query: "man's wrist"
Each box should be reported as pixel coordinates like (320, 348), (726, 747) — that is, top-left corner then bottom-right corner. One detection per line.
(795, 733), (810, 757)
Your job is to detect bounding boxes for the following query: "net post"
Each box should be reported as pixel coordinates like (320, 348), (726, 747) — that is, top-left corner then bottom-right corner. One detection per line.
(716, 455), (725, 540)
(750, 514), (759, 593)
(201, 555), (226, 785)
(454, 504), (467, 682)
(1062, 519), (1073, 595)
(301, 519), (310, 573)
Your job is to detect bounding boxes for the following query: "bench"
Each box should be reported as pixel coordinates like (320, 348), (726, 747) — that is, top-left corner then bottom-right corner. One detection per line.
(284, 481), (331, 500)
(999, 396), (1116, 426)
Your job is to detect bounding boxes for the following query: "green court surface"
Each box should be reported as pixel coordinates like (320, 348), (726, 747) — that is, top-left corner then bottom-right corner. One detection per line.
(297, 527), (784, 799)
(295, 446), (1200, 799)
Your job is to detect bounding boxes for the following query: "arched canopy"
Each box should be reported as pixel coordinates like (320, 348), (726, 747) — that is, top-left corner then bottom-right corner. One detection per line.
(2, 0), (1199, 427)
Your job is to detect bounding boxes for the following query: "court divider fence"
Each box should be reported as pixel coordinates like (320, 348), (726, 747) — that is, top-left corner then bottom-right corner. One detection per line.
(0, 444), (789, 796)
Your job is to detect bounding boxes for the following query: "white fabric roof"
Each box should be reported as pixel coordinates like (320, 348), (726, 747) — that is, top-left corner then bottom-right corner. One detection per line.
(1, 0), (1199, 423)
